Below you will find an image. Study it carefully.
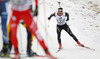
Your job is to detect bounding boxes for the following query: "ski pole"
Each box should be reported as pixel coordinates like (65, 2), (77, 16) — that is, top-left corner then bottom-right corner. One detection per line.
(36, 16), (39, 50)
(43, 0), (49, 46)
(48, 20), (50, 27)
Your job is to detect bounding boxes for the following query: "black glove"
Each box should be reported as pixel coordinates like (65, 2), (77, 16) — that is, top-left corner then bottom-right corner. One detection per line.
(66, 19), (69, 21)
(48, 17), (51, 20)
(33, 6), (38, 16)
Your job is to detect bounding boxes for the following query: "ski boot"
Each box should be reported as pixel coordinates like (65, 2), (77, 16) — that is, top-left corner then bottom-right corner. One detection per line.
(59, 43), (62, 49)
(5, 49), (10, 57)
(13, 49), (20, 59)
(0, 50), (5, 57)
(0, 44), (9, 57)
(0, 50), (10, 57)
(13, 54), (20, 59)
(27, 50), (37, 57)
(77, 41), (84, 47)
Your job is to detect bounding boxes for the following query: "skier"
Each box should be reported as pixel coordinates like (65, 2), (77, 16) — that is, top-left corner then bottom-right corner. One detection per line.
(48, 7), (84, 49)
(7, 1), (38, 57)
(0, 0), (9, 57)
(9, 0), (56, 59)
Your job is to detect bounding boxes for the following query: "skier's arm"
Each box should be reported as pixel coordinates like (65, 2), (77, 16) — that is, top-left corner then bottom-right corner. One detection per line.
(34, 0), (38, 16)
(48, 13), (55, 20)
(65, 12), (69, 21)
(35, 0), (38, 7)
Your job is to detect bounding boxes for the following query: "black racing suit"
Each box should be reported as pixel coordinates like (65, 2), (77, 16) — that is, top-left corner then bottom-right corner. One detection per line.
(48, 12), (78, 44)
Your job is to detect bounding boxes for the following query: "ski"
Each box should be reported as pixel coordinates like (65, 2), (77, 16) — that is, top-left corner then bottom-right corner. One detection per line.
(76, 45), (95, 51)
(0, 56), (13, 59)
(20, 55), (47, 58)
(83, 46), (95, 51)
(56, 47), (64, 53)
(10, 53), (47, 58)
(0, 55), (47, 59)
(34, 54), (47, 57)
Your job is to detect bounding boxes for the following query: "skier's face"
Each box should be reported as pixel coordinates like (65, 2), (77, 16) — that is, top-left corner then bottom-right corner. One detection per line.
(58, 11), (63, 16)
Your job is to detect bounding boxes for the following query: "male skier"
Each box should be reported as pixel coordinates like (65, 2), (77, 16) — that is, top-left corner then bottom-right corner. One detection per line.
(9, 0), (56, 59)
(48, 8), (84, 49)
(7, 1), (38, 57)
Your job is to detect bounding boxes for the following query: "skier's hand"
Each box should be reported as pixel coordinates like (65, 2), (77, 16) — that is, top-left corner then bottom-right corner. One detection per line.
(34, 6), (38, 16)
(48, 17), (50, 20)
(66, 19), (69, 21)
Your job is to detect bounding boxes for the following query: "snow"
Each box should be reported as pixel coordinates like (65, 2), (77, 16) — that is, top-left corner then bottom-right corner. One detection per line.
(0, 0), (100, 59)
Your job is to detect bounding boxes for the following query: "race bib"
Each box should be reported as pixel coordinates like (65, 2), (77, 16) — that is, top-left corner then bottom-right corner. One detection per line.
(12, 0), (27, 5)
(57, 17), (65, 24)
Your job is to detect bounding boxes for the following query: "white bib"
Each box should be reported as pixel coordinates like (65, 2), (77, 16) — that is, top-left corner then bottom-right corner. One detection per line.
(55, 12), (66, 25)
(11, 0), (32, 11)
(12, 0), (27, 5)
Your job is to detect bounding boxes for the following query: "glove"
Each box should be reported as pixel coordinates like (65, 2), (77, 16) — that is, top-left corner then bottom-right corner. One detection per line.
(33, 6), (38, 16)
(66, 19), (69, 21)
(48, 17), (50, 20)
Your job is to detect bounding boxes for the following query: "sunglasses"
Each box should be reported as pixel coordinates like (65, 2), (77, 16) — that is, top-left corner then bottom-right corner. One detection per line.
(58, 11), (63, 15)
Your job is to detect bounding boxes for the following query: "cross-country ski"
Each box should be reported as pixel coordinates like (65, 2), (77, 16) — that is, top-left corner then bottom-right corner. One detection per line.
(76, 45), (95, 51)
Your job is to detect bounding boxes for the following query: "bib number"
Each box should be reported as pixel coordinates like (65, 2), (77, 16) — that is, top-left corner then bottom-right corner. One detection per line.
(57, 17), (65, 24)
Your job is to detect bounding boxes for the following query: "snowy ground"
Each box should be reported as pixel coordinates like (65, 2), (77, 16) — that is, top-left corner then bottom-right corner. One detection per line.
(0, 0), (100, 59)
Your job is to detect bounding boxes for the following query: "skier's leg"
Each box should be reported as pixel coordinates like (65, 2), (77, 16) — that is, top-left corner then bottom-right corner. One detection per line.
(64, 24), (84, 47)
(21, 22), (32, 52)
(0, 15), (8, 56)
(1, 0), (8, 45)
(7, 23), (12, 53)
(26, 27), (37, 57)
(9, 11), (20, 57)
(26, 27), (32, 52)
(57, 25), (62, 49)
(0, 1), (8, 56)
(8, 31), (12, 53)
(65, 25), (78, 42)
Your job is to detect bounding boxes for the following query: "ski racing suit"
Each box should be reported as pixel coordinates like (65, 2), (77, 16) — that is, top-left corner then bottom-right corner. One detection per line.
(9, 0), (52, 57)
(7, 1), (35, 55)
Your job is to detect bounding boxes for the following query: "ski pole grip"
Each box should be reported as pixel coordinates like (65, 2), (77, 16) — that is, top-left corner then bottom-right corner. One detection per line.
(57, 1), (60, 4)
(57, 1), (61, 8)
